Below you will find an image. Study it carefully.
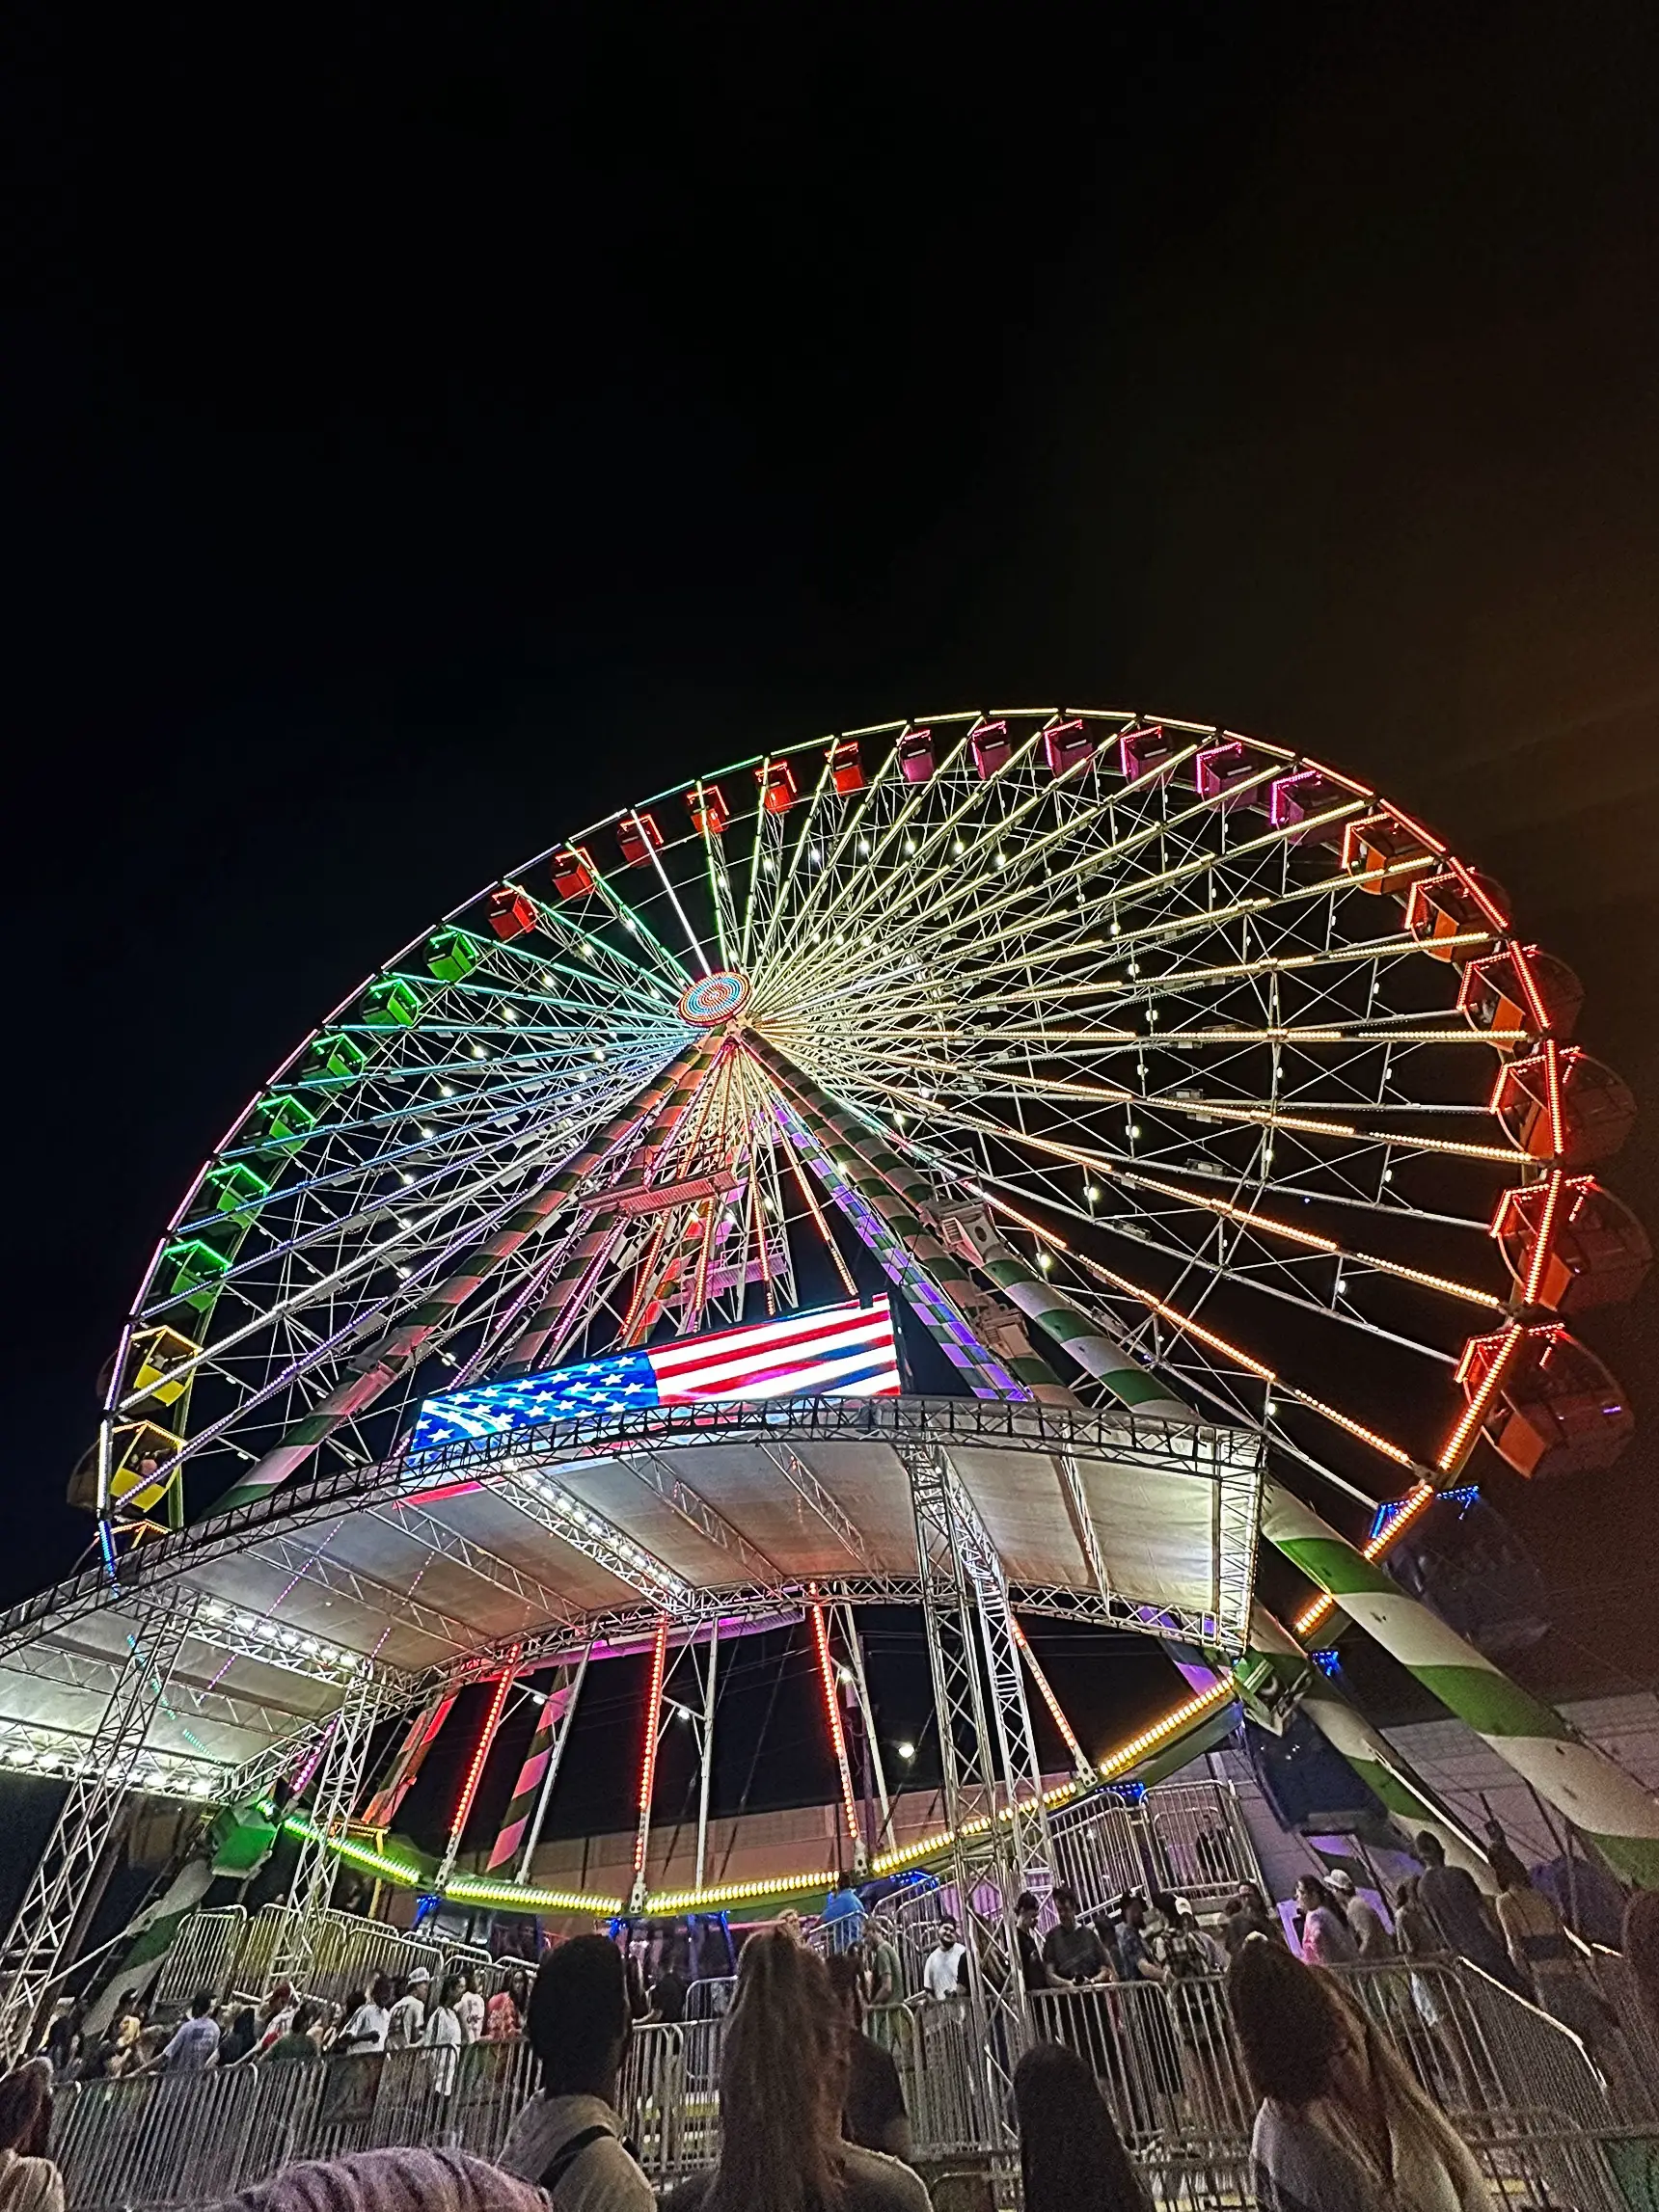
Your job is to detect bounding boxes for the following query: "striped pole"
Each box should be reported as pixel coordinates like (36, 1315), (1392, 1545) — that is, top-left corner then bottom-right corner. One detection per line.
(1237, 1605), (1492, 1884)
(1263, 1483), (1659, 1887)
(361, 1692), (456, 1831)
(211, 1053), (700, 1513)
(487, 1649), (589, 1877)
(944, 1207), (1199, 1423)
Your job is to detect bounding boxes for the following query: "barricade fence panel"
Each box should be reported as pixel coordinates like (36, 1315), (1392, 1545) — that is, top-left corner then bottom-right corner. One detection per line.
(152, 1908), (247, 2015)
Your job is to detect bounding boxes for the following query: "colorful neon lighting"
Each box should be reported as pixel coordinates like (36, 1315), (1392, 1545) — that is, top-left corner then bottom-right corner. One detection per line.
(445, 1664), (513, 1867)
(1522, 1171), (1564, 1307)
(1294, 1478), (1437, 1635)
(635, 1618), (669, 1879)
(808, 1595), (860, 1859)
(1440, 1323), (1524, 1472)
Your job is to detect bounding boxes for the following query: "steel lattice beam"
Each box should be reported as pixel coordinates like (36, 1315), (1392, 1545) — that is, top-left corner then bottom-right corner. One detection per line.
(0, 1605), (193, 2057)
(271, 1666), (387, 1989)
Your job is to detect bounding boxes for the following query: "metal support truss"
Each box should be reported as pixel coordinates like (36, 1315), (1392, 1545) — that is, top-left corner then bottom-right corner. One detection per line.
(837, 1603), (891, 1837)
(754, 1438), (868, 1562)
(494, 1465), (694, 1610)
(271, 1665), (386, 1990)
(896, 1427), (1030, 2135)
(0, 1604), (192, 2057)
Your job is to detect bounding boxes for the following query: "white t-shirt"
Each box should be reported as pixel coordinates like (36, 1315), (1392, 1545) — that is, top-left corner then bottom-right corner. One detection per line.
(338, 2001), (390, 2053)
(923, 1942), (967, 2001)
(456, 1987), (486, 2043)
(424, 2004), (463, 2094)
(386, 1993), (425, 2051)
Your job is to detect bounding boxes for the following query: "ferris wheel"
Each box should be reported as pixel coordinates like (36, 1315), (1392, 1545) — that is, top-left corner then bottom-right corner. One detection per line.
(92, 708), (1646, 1549)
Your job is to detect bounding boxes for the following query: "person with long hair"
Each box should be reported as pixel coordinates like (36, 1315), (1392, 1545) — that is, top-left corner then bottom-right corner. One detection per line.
(1229, 1940), (1494, 2211)
(1013, 2042), (1149, 2212)
(0, 2059), (64, 2212)
(663, 1928), (927, 2211)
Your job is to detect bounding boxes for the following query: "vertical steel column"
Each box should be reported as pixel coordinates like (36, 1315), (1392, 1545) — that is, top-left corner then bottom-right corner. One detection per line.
(273, 1664), (384, 1990)
(515, 1646), (590, 1883)
(963, 1532), (1053, 1888)
(838, 1605), (891, 1838)
(897, 1428), (1030, 2132)
(694, 1622), (719, 1895)
(0, 1604), (192, 2058)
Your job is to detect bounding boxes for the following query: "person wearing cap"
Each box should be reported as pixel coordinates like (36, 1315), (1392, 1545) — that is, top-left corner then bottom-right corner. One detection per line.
(1324, 1871), (1394, 1958)
(386, 1970), (429, 2053)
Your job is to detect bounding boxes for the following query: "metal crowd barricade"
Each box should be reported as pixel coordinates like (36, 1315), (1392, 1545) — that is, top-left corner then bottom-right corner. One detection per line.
(55, 2064), (263, 2212)
(1046, 1778), (1263, 1924)
(684, 1974), (735, 2022)
(151, 1905), (247, 2013)
(619, 2021), (688, 2181)
(308, 1913), (445, 2010)
(231, 1902), (295, 2001)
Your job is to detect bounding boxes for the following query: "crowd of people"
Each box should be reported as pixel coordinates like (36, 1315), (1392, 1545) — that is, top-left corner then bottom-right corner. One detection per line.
(8, 1834), (1659, 2212)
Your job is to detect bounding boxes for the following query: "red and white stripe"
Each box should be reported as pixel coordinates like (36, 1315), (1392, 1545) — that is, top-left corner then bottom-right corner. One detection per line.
(647, 1298), (899, 1400)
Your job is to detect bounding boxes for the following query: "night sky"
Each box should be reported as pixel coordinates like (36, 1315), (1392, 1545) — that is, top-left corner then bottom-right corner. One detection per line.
(5, 6), (1659, 1865)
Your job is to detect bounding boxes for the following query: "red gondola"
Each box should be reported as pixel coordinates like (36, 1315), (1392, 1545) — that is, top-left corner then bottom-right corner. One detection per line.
(898, 729), (935, 784)
(756, 759), (798, 815)
(1493, 1047), (1637, 1165)
(1459, 946), (1583, 1048)
(1342, 810), (1438, 893)
(487, 887), (536, 941)
(1404, 869), (1509, 959)
(616, 812), (664, 868)
(970, 720), (1012, 777)
(1491, 1176), (1652, 1312)
(1456, 1324), (1635, 1479)
(551, 846), (595, 901)
(1044, 718), (1093, 775)
(687, 785), (729, 836)
(828, 740), (864, 795)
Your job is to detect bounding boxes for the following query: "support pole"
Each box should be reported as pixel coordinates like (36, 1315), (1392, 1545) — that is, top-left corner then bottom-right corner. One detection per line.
(809, 1597), (865, 1875)
(1011, 1617), (1096, 1787)
(0, 1605), (191, 2057)
(1262, 1482), (1659, 1887)
(838, 1605), (891, 1836)
(1236, 1604), (1491, 1884)
(437, 1661), (516, 1891)
(694, 1622), (719, 1895)
(942, 1205), (1198, 1421)
(898, 1428), (1033, 2132)
(273, 1664), (384, 1990)
(630, 1618), (670, 1914)
(517, 1646), (589, 1882)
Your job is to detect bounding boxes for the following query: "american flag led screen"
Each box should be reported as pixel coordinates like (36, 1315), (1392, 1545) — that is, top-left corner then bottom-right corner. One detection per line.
(409, 1296), (900, 1453)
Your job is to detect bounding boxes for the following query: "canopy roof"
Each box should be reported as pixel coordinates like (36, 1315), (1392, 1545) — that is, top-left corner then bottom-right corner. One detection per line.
(0, 1397), (1260, 1797)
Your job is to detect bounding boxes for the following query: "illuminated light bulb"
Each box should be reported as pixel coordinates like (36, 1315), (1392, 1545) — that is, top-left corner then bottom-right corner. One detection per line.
(895, 1740), (916, 1761)
(1382, 1168), (1394, 1182)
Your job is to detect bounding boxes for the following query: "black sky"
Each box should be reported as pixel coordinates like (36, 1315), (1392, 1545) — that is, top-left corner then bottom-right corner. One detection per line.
(5, 1), (1659, 1825)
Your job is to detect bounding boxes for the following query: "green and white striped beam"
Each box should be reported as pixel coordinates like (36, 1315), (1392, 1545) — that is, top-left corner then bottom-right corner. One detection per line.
(1238, 1604), (1492, 1885)
(940, 1205), (1199, 1423)
(1262, 1483), (1659, 1888)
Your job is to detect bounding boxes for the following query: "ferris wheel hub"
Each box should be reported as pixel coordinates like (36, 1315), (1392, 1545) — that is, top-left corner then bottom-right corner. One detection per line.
(677, 969), (752, 1028)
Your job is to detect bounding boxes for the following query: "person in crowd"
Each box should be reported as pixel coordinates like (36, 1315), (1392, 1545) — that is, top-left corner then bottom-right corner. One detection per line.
(1013, 2041), (1151, 2212)
(40, 2004), (83, 2083)
(1222, 1885), (1283, 1955)
(661, 1929), (927, 2211)
(1325, 1872), (1394, 1958)
(1294, 1876), (1358, 1968)
(1113, 1893), (1161, 1986)
(85, 2009), (145, 2081)
(0, 2059), (64, 2212)
(1159, 1897), (1224, 1977)
(265, 2004), (325, 2064)
(1043, 1885), (1111, 1986)
(242, 1980), (299, 2063)
(188, 2148), (555, 2212)
(1014, 1890), (1048, 1994)
(861, 1922), (900, 2010)
(217, 2007), (258, 2067)
(1486, 1843), (1615, 2047)
(335, 1975), (394, 2055)
(826, 1952), (912, 2162)
(424, 1978), (466, 2097)
(1230, 1937), (1493, 2210)
(922, 1917), (968, 2004)
(147, 1989), (221, 2074)
(649, 1933), (690, 2025)
(497, 1933), (655, 2210)
(456, 1970), (486, 2044)
(822, 1873), (864, 1951)
(386, 1968), (428, 2053)
(1413, 1833), (1525, 1996)
(483, 1968), (529, 2041)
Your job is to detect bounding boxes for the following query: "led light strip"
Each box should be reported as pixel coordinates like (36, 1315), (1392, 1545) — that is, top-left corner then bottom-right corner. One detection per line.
(808, 1595), (861, 1860)
(1294, 1480), (1437, 1637)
